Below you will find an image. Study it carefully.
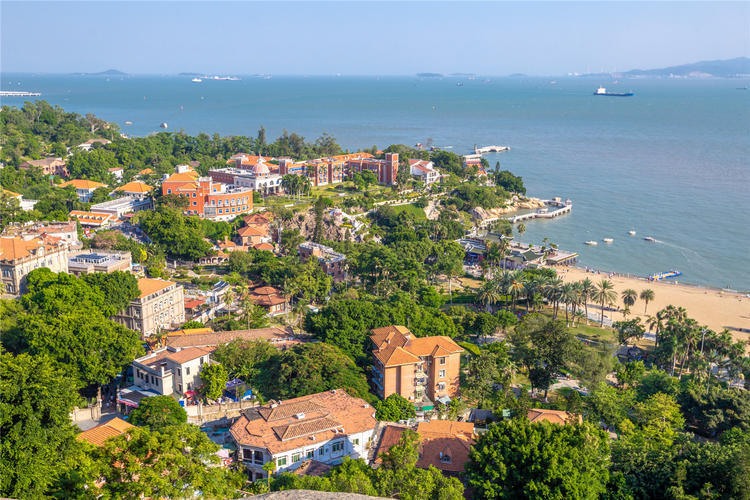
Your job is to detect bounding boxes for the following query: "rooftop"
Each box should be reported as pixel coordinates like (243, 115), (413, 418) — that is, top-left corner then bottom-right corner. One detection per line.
(370, 326), (463, 367)
(165, 326), (296, 349)
(230, 390), (376, 455)
(115, 181), (153, 193)
(137, 278), (176, 298)
(60, 179), (107, 190)
(77, 417), (134, 447)
(527, 408), (582, 425)
(68, 210), (114, 226)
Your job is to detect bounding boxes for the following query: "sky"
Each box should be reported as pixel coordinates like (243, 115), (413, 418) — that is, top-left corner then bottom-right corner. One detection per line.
(1, 1), (748, 75)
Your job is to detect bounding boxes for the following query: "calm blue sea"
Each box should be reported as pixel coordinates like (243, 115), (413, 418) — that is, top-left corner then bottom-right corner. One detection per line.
(2, 73), (749, 290)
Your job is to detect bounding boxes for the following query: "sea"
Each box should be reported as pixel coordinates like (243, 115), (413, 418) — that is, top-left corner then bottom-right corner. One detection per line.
(2, 73), (749, 291)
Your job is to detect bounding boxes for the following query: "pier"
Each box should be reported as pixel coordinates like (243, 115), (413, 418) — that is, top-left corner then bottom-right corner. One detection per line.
(0, 91), (41, 97)
(474, 144), (510, 154)
(507, 198), (572, 224)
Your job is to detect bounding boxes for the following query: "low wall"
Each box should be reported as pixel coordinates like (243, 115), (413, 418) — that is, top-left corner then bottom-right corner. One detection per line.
(186, 399), (259, 424)
(70, 404), (101, 423)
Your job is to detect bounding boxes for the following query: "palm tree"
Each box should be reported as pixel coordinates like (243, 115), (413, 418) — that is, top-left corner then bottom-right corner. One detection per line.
(223, 287), (236, 316)
(593, 279), (617, 327)
(621, 289), (637, 319)
(517, 223), (526, 245)
(485, 242), (503, 274)
(560, 282), (576, 325)
(579, 278), (595, 325)
(498, 238), (510, 270)
(476, 280), (503, 313)
(509, 272), (526, 313)
(640, 289), (655, 314)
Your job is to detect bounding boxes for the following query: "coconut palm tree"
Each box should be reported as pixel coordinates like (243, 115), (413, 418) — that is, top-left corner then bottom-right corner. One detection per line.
(498, 238), (510, 270)
(517, 223), (526, 245)
(640, 289), (655, 314)
(579, 278), (595, 325)
(593, 279), (617, 327)
(560, 282), (576, 325)
(508, 271), (526, 313)
(485, 242), (503, 274)
(621, 289), (638, 319)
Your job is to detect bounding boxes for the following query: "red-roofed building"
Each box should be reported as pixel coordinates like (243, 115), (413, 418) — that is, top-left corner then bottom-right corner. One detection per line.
(162, 173), (253, 220)
(409, 159), (440, 185)
(370, 326), (463, 405)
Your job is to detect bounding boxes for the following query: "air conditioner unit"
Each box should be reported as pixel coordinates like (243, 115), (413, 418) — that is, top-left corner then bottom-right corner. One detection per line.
(295, 412), (306, 419)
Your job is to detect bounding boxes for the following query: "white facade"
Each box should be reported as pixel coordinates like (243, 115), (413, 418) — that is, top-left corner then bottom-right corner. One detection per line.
(131, 346), (212, 396)
(409, 160), (440, 185)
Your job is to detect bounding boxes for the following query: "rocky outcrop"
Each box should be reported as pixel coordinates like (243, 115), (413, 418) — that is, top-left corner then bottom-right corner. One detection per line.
(470, 197), (546, 221)
(287, 210), (355, 242)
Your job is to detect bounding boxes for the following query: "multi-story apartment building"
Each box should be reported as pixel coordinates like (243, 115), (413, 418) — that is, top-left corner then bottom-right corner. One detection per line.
(370, 325), (463, 405)
(113, 278), (185, 338)
(230, 390), (377, 481)
(131, 345), (213, 396)
(298, 242), (346, 282)
(20, 157), (68, 177)
(0, 236), (69, 295)
(2, 221), (80, 248)
(161, 173), (253, 220)
(347, 153), (399, 186)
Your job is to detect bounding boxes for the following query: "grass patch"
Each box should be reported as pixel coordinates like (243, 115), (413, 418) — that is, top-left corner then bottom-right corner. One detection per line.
(389, 203), (426, 220)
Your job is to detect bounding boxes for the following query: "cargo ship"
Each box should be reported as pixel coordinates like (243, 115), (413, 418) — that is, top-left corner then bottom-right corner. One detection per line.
(594, 86), (633, 97)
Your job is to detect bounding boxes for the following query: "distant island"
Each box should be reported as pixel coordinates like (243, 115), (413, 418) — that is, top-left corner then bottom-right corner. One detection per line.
(72, 69), (128, 76)
(416, 72), (443, 78)
(580, 57), (750, 78)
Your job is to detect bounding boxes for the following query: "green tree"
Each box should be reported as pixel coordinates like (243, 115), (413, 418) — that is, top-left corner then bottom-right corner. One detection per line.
(375, 393), (416, 422)
(129, 395), (188, 430)
(200, 363), (229, 401)
(467, 419), (610, 499)
(621, 289), (638, 319)
(136, 205), (212, 260)
(94, 424), (243, 499)
(593, 279), (617, 327)
(0, 351), (82, 499)
(526, 319), (578, 400)
(639, 289), (655, 314)
(613, 318), (646, 347)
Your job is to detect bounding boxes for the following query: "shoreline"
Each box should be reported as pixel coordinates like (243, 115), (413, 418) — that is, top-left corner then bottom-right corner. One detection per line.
(554, 265), (750, 343)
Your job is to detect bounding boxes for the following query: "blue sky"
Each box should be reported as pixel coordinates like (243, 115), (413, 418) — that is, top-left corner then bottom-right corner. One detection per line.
(2, 1), (748, 75)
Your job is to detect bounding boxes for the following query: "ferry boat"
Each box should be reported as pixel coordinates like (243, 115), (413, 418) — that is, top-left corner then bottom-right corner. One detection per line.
(585, 240), (598, 246)
(602, 238), (614, 243)
(643, 236), (655, 242)
(649, 270), (681, 281)
(191, 78), (202, 83)
(594, 86), (634, 97)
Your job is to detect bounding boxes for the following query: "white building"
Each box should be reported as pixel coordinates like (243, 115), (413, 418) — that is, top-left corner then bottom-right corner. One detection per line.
(131, 346), (213, 396)
(208, 157), (283, 196)
(113, 278), (185, 338)
(230, 390), (377, 481)
(409, 159), (440, 185)
(59, 179), (108, 202)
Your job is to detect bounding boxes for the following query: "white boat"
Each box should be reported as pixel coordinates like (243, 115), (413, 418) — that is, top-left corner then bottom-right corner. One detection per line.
(644, 236), (655, 242)
(191, 78), (202, 82)
(585, 240), (598, 246)
(602, 238), (614, 243)
(160, 122), (168, 129)
(124, 121), (133, 125)
(628, 230), (636, 236)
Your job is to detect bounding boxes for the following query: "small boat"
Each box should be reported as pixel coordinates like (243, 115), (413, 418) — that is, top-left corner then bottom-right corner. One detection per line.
(628, 230), (636, 236)
(124, 121), (133, 125)
(585, 240), (598, 246)
(644, 236), (655, 242)
(191, 78), (202, 83)
(456, 82), (464, 87)
(602, 238), (614, 243)
(160, 122), (168, 129)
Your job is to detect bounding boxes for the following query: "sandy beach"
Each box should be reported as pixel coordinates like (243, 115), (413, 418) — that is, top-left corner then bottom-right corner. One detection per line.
(556, 266), (750, 343)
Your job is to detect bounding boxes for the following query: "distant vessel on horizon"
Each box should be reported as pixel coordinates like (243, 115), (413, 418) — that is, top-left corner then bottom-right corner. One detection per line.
(191, 78), (202, 83)
(594, 86), (634, 97)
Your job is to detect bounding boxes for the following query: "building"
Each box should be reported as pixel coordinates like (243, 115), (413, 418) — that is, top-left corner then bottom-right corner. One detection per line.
(527, 408), (582, 425)
(59, 179), (108, 202)
(2, 188), (38, 211)
(89, 195), (154, 218)
(227, 154), (275, 169)
(209, 157), (283, 196)
(130, 346), (213, 396)
(409, 159), (440, 185)
(298, 242), (346, 282)
(114, 181), (154, 199)
(370, 326), (463, 407)
(230, 390), (377, 481)
(77, 138), (112, 151)
(68, 250), (132, 275)
(0, 236), (69, 295)
(77, 417), (133, 447)
(108, 167), (124, 182)
(237, 225), (269, 246)
(161, 174), (253, 220)
(165, 326), (297, 350)
(346, 153), (398, 186)
(113, 278), (185, 338)
(247, 285), (288, 316)
(375, 420), (475, 476)
(20, 157), (68, 177)
(2, 220), (79, 248)
(69, 210), (115, 228)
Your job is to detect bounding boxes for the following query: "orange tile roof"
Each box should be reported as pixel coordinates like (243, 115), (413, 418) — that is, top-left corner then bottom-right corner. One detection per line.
(116, 181), (153, 193)
(0, 236), (45, 262)
(376, 421), (475, 473)
(60, 179), (107, 190)
(2, 188), (21, 197)
(138, 168), (155, 175)
(370, 326), (463, 367)
(137, 278), (176, 298)
(253, 243), (275, 252)
(77, 418), (134, 447)
(238, 226), (266, 237)
(69, 210), (114, 226)
(163, 171), (200, 183)
(169, 327), (213, 336)
(230, 390), (376, 455)
(165, 346), (211, 364)
(527, 409), (582, 425)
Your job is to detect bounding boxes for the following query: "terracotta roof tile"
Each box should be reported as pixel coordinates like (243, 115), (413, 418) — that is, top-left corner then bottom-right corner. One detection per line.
(137, 278), (176, 298)
(116, 181), (153, 193)
(165, 346), (211, 364)
(165, 327), (295, 349)
(77, 418), (134, 447)
(60, 179), (107, 190)
(527, 408), (581, 425)
(370, 326), (462, 367)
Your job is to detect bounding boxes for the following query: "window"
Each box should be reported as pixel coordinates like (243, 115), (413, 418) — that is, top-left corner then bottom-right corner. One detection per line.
(439, 357), (446, 365)
(186, 367), (190, 375)
(178, 384), (182, 392)
(192, 201), (197, 206)
(200, 357), (204, 365)
(292, 453), (301, 463)
(243, 449), (253, 461)
(439, 370), (446, 378)
(318, 447), (325, 456)
(437, 382), (446, 391)
(177, 368), (181, 376)
(353, 439), (359, 446)
(306, 450), (314, 459)
(440, 454), (451, 463)
(167, 189), (172, 194)
(277, 456), (287, 467)
(254, 450), (264, 465)
(331, 441), (344, 454)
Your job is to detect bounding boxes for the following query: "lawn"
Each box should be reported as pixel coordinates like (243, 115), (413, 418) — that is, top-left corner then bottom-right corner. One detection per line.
(390, 203), (427, 220)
